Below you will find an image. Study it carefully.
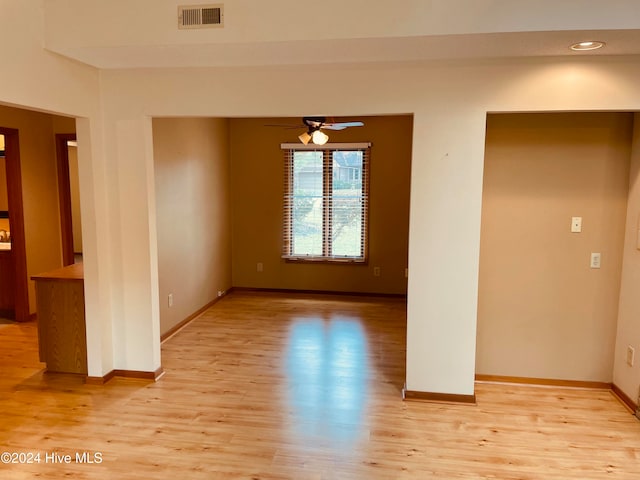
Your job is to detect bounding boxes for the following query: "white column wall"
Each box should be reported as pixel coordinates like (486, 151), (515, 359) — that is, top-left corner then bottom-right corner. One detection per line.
(97, 57), (640, 396)
(406, 107), (487, 394)
(112, 117), (161, 371)
(75, 118), (115, 377)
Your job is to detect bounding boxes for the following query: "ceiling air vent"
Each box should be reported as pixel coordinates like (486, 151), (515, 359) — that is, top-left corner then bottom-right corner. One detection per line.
(178, 4), (224, 29)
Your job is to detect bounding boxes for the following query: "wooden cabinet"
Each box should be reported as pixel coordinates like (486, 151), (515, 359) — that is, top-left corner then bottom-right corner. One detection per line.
(32, 263), (87, 375)
(0, 250), (15, 317)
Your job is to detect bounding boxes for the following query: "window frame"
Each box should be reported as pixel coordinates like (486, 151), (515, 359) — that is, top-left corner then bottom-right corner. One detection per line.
(281, 142), (371, 264)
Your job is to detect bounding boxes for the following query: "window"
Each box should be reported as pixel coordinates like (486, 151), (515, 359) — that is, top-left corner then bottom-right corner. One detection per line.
(282, 143), (370, 263)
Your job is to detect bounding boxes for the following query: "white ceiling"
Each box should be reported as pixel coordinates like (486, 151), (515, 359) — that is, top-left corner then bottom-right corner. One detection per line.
(41, 0), (640, 69)
(45, 30), (640, 69)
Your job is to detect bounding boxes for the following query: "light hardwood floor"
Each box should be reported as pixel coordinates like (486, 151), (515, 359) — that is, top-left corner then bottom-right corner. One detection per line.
(1, 291), (639, 479)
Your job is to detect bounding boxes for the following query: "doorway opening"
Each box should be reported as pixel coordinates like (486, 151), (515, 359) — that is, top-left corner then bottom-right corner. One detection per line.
(56, 134), (82, 266)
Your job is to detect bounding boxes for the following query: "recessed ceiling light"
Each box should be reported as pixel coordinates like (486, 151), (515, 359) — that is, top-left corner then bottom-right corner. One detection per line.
(570, 41), (605, 51)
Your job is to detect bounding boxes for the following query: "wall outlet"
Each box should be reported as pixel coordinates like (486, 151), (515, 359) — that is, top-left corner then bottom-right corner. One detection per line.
(590, 252), (601, 269)
(257, 262), (263, 272)
(217, 290), (225, 297)
(373, 266), (381, 277)
(627, 345), (635, 367)
(571, 216), (582, 233)
(168, 293), (173, 307)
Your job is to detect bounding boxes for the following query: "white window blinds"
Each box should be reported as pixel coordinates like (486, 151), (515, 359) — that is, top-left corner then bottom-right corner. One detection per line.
(282, 143), (371, 263)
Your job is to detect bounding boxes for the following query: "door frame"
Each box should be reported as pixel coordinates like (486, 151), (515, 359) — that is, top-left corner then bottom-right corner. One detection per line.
(55, 133), (77, 266)
(1, 127), (29, 322)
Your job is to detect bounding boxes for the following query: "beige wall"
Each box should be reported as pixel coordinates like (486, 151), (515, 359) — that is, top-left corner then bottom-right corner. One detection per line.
(153, 117), (232, 335)
(477, 112), (632, 382)
(614, 113), (640, 399)
(230, 115), (412, 295)
(52, 116), (76, 134)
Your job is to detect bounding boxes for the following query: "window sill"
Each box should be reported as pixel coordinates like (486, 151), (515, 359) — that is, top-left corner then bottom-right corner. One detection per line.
(283, 256), (367, 265)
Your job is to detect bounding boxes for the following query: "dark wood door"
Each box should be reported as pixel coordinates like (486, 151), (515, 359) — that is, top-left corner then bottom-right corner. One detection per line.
(1, 128), (29, 322)
(0, 250), (15, 317)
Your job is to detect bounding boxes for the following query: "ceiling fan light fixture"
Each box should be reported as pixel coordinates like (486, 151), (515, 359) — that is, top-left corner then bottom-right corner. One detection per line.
(311, 129), (329, 145)
(298, 131), (312, 145)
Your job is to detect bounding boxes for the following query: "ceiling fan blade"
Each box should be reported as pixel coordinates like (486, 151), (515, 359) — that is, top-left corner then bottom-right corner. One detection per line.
(322, 121), (365, 130)
(264, 124), (305, 129)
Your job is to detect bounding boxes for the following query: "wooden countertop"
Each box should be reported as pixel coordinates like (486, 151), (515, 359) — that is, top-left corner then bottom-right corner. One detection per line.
(31, 263), (84, 282)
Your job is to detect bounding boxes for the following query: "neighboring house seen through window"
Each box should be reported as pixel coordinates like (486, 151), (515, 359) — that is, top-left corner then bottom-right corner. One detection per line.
(282, 143), (371, 263)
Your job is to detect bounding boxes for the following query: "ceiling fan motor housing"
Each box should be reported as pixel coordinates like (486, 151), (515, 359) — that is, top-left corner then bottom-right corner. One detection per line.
(303, 116), (326, 130)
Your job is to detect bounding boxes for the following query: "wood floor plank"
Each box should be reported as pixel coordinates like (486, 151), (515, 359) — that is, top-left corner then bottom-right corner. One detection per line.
(1, 291), (639, 478)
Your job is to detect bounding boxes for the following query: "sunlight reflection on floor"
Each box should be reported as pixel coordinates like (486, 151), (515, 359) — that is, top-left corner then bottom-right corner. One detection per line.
(285, 316), (369, 445)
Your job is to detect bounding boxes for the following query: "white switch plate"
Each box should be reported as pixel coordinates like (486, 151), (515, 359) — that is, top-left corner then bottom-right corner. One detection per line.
(571, 216), (582, 233)
(590, 252), (601, 269)
(257, 262), (263, 272)
(627, 345), (635, 367)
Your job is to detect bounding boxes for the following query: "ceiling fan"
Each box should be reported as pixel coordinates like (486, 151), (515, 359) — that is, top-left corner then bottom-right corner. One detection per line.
(268, 116), (364, 145)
